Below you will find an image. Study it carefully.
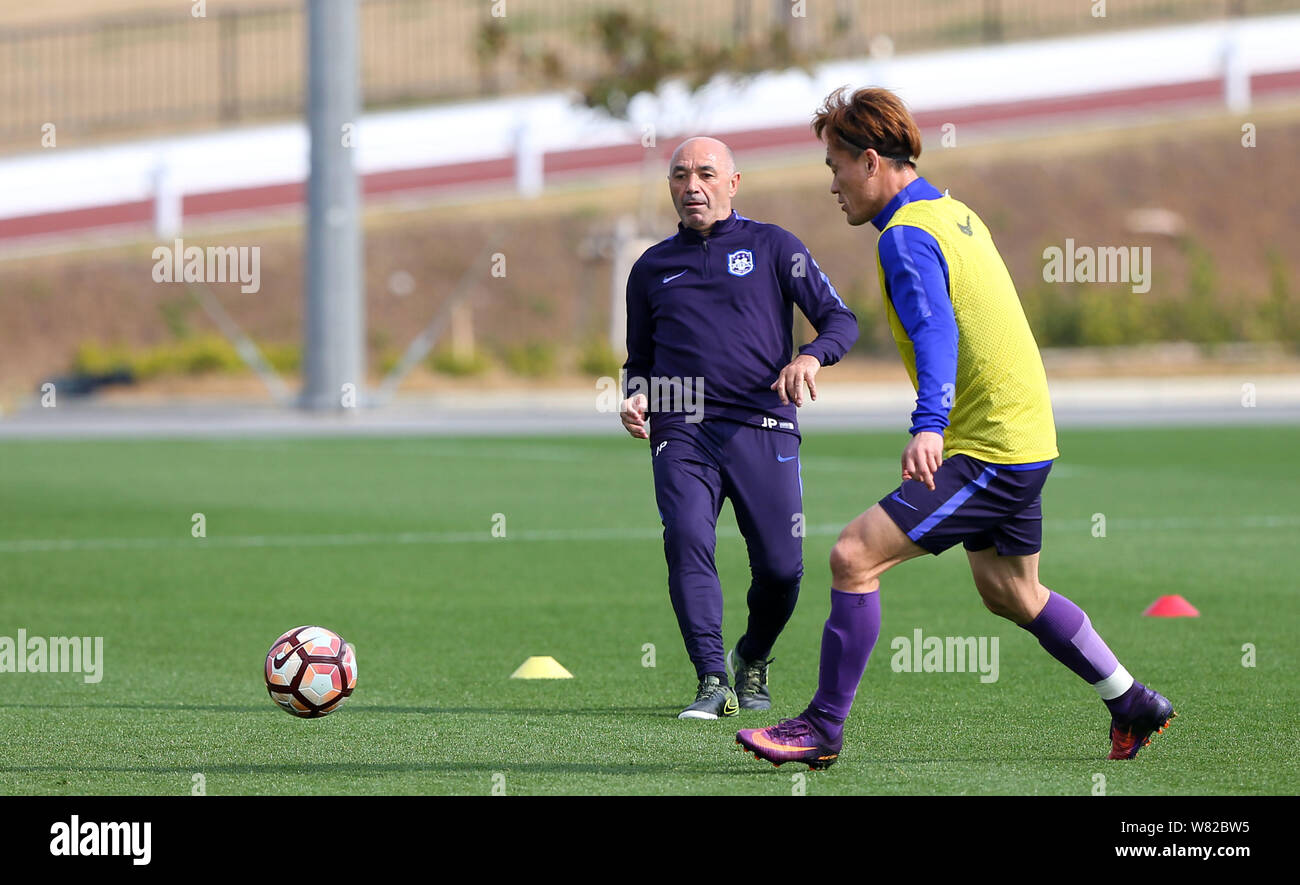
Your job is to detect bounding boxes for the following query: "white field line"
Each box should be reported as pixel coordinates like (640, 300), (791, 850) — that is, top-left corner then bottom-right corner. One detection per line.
(1, 515), (1297, 554)
(177, 442), (1092, 477)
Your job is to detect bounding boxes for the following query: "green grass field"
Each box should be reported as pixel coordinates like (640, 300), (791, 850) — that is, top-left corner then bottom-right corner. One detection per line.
(1, 426), (1297, 796)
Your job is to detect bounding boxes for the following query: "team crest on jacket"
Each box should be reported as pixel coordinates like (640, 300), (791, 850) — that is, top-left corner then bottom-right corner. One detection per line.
(727, 250), (755, 277)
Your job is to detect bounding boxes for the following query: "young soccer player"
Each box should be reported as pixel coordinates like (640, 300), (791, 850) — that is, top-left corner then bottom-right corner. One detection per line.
(737, 87), (1175, 768)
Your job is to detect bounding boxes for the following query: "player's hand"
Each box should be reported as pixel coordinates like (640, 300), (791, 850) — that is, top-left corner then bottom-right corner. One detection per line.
(620, 394), (649, 439)
(901, 431), (944, 492)
(771, 354), (821, 407)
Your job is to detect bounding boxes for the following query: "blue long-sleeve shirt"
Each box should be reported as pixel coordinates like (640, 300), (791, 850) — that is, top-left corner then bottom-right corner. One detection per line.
(872, 178), (959, 436)
(623, 211), (858, 437)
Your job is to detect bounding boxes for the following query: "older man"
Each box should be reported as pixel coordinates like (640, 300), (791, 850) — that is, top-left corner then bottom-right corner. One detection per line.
(620, 137), (859, 719)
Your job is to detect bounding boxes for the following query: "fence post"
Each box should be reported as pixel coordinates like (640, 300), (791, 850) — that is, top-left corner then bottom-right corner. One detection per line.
(152, 156), (182, 238)
(734, 0), (750, 43)
(219, 12), (239, 122)
(513, 113), (543, 198)
(609, 216), (656, 356)
(982, 0), (1003, 44)
(1223, 24), (1250, 113)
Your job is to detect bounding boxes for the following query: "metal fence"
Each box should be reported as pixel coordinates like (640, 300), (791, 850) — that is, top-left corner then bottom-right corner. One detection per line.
(1, 0), (1295, 151)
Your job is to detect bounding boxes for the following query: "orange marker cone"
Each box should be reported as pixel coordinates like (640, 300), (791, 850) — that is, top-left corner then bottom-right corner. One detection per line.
(1143, 595), (1200, 617)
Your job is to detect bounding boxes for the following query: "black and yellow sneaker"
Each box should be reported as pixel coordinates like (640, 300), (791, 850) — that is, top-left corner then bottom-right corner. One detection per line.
(678, 675), (739, 720)
(728, 646), (772, 711)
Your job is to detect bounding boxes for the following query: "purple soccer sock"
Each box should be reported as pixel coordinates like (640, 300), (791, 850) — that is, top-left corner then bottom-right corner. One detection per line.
(1023, 591), (1134, 706)
(806, 589), (881, 737)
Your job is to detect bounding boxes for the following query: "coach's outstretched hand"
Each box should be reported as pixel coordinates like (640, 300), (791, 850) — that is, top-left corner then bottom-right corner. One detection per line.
(620, 394), (650, 439)
(902, 430), (945, 491)
(771, 354), (821, 407)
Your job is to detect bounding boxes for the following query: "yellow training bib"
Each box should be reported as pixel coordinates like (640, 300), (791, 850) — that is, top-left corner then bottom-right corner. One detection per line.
(877, 195), (1058, 464)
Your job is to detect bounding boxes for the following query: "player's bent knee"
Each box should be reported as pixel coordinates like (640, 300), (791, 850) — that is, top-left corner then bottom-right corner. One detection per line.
(978, 591), (1013, 619)
(829, 536), (875, 587)
(975, 579), (1040, 623)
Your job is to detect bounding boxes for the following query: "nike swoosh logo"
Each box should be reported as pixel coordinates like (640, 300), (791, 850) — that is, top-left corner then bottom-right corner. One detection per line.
(273, 641), (309, 668)
(777, 454), (797, 462)
(723, 697), (739, 716)
(662, 270), (687, 283)
(957, 215), (973, 236)
(890, 490), (919, 512)
(751, 732), (813, 754)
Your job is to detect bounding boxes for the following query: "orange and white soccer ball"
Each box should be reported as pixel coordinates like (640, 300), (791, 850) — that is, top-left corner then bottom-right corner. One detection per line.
(264, 626), (358, 718)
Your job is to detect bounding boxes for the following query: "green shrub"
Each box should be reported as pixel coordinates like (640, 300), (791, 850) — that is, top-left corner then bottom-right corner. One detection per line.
(1078, 287), (1146, 347)
(180, 336), (242, 374)
(1022, 282), (1083, 348)
(578, 338), (622, 378)
(1177, 238), (1231, 343)
(1265, 249), (1299, 351)
(72, 342), (133, 375)
(262, 343), (301, 373)
(503, 341), (556, 378)
(71, 336), (245, 379)
(429, 348), (491, 377)
(377, 350), (402, 376)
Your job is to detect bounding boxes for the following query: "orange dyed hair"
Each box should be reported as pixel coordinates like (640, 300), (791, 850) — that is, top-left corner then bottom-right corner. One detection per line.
(812, 86), (922, 168)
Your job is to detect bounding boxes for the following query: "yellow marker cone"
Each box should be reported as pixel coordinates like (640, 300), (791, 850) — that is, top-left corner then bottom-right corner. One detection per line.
(510, 656), (573, 679)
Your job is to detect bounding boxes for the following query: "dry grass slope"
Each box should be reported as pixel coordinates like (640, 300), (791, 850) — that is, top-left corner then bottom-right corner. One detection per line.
(0, 106), (1295, 399)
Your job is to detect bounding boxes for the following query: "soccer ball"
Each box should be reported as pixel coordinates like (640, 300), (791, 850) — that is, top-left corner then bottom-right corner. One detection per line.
(264, 625), (358, 718)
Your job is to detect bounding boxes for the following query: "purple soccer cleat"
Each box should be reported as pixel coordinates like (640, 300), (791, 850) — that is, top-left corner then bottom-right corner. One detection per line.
(1108, 683), (1176, 760)
(737, 717), (841, 770)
